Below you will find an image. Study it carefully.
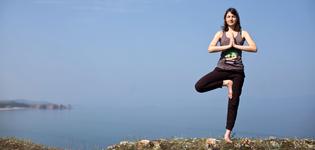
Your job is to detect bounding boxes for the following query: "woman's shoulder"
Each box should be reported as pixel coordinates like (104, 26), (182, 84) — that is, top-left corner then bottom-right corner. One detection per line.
(241, 30), (248, 34)
(240, 30), (250, 38)
(214, 30), (224, 38)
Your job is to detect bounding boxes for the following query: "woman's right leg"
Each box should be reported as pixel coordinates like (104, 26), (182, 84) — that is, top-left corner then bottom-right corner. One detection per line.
(195, 68), (229, 93)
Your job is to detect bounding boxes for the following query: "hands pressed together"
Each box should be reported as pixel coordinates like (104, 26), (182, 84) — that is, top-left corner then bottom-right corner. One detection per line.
(208, 30), (256, 53)
(226, 32), (236, 49)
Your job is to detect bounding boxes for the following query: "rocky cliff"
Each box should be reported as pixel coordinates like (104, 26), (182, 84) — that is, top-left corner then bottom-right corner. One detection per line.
(0, 99), (71, 110)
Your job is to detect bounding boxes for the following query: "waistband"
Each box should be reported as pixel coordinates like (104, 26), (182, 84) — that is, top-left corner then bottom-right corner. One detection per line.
(215, 67), (245, 76)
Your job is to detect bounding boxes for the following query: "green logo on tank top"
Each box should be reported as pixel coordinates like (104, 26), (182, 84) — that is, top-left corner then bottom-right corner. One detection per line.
(224, 50), (238, 61)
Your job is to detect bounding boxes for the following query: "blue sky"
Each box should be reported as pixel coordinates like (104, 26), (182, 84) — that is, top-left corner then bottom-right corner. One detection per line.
(1, 0), (315, 107)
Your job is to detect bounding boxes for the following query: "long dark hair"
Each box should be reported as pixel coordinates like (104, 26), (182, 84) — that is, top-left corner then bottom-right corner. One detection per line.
(221, 8), (241, 32)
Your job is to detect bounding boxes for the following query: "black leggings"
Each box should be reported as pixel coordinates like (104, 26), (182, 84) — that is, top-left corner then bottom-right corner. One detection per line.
(195, 67), (245, 130)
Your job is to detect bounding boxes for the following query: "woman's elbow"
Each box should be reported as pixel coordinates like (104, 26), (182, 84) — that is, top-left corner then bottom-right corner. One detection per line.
(251, 45), (257, 53)
(253, 46), (258, 53)
(208, 47), (215, 53)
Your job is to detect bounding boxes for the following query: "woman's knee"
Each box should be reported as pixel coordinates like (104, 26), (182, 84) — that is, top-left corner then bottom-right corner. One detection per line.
(195, 82), (205, 93)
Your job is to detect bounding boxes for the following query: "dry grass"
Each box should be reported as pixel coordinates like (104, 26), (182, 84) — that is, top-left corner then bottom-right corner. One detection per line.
(0, 137), (61, 150)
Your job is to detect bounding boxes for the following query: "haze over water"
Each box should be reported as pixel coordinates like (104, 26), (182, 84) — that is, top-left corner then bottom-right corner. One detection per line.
(1, 0), (315, 149)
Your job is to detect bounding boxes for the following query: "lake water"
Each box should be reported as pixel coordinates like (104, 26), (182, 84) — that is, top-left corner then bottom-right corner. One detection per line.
(0, 97), (314, 150)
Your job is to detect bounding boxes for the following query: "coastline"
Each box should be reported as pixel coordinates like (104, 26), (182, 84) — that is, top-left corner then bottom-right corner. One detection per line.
(0, 107), (28, 111)
(0, 99), (71, 111)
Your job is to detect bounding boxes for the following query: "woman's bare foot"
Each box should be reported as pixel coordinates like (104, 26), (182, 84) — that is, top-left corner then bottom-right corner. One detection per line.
(224, 129), (233, 143)
(223, 80), (233, 99)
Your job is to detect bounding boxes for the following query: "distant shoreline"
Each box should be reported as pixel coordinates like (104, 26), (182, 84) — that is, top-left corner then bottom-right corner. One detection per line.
(0, 107), (28, 111)
(0, 99), (71, 111)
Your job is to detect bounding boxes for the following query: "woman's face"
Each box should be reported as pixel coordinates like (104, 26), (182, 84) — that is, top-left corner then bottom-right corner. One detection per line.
(225, 12), (237, 27)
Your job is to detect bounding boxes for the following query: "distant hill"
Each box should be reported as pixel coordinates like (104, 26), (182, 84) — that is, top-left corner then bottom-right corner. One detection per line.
(0, 99), (71, 110)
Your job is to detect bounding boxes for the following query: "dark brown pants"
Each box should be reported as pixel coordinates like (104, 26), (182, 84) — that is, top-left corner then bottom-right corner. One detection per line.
(195, 67), (245, 130)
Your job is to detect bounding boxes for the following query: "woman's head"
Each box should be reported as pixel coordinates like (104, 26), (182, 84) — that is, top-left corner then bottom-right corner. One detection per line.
(222, 8), (241, 32)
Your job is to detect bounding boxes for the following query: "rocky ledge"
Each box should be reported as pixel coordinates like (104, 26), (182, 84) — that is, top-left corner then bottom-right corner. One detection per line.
(0, 99), (71, 111)
(107, 137), (315, 150)
(0, 137), (61, 150)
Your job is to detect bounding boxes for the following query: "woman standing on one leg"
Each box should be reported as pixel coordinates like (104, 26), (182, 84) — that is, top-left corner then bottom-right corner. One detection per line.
(195, 8), (257, 143)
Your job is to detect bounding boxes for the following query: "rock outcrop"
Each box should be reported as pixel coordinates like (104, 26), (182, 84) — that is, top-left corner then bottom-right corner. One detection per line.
(0, 99), (71, 110)
(107, 137), (315, 150)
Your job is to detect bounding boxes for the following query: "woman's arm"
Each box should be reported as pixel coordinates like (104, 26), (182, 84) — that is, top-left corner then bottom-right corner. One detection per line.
(208, 31), (232, 53)
(233, 31), (257, 52)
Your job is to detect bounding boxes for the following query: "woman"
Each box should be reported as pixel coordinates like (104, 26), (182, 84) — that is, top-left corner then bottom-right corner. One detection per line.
(195, 8), (257, 143)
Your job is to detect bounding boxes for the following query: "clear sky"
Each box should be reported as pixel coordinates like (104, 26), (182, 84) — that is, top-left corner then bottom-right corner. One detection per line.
(1, 0), (315, 108)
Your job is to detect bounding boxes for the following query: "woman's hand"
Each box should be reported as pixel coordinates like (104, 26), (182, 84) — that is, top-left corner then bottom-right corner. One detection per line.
(232, 31), (257, 52)
(226, 32), (234, 48)
(208, 31), (234, 53)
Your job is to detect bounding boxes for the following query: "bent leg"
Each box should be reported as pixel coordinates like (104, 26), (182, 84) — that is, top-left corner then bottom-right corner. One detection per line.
(225, 73), (245, 130)
(195, 68), (229, 93)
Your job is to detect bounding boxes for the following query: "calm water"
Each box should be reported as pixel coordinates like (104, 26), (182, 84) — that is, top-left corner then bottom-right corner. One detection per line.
(0, 97), (314, 150)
